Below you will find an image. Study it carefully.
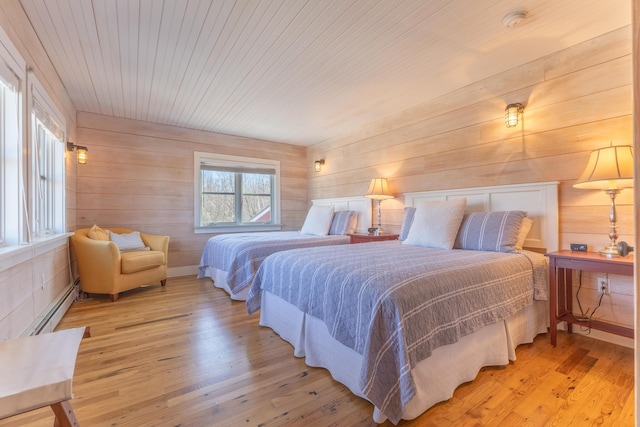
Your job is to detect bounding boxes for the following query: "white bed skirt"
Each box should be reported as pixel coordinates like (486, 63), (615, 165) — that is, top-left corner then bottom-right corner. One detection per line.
(201, 267), (250, 301)
(259, 291), (549, 423)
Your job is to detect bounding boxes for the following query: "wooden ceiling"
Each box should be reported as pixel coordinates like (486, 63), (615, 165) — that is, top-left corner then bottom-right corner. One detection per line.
(19, 0), (630, 146)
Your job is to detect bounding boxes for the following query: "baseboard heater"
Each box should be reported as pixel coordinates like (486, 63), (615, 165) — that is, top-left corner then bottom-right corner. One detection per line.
(27, 279), (79, 336)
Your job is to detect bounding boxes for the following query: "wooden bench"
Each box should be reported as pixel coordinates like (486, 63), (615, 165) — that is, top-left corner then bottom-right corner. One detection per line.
(0, 326), (89, 426)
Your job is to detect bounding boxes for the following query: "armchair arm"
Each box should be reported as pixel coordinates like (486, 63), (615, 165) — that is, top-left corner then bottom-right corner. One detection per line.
(71, 231), (121, 289)
(71, 234), (121, 278)
(140, 233), (169, 254)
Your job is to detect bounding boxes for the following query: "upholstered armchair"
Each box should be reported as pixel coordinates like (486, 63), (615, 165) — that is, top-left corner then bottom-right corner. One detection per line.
(70, 227), (169, 301)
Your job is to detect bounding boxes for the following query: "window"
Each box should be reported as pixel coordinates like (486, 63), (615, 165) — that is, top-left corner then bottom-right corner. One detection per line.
(0, 28), (25, 248)
(28, 75), (66, 238)
(194, 152), (281, 233)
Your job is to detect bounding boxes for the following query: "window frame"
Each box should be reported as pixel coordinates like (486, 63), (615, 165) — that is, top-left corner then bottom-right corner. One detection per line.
(27, 73), (66, 239)
(194, 152), (282, 234)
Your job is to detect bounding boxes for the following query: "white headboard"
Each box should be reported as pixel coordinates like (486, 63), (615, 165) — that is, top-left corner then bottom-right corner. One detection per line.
(403, 182), (558, 252)
(312, 196), (372, 234)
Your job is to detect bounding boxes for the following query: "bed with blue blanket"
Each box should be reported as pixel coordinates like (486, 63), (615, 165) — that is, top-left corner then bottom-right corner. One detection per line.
(198, 196), (372, 300)
(246, 182), (558, 423)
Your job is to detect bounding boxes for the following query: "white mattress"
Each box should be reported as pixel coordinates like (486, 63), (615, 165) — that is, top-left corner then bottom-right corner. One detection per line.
(259, 290), (548, 423)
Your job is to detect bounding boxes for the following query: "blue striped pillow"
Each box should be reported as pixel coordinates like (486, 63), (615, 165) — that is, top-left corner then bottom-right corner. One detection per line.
(398, 207), (416, 241)
(454, 211), (526, 253)
(329, 210), (358, 235)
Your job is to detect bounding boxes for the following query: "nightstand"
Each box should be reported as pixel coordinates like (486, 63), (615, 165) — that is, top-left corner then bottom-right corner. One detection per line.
(545, 250), (633, 346)
(348, 233), (399, 244)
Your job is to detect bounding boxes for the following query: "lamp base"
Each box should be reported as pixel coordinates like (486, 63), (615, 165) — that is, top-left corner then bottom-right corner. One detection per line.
(599, 245), (620, 258)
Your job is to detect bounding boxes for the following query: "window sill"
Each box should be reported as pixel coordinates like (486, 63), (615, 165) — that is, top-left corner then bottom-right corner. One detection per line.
(194, 224), (283, 234)
(0, 232), (73, 273)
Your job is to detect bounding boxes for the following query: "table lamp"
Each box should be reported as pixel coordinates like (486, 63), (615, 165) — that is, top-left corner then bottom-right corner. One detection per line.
(573, 144), (634, 258)
(365, 178), (394, 235)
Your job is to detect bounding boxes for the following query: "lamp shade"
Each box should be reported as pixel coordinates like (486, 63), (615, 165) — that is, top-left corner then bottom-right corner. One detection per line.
(573, 145), (634, 190)
(365, 178), (394, 200)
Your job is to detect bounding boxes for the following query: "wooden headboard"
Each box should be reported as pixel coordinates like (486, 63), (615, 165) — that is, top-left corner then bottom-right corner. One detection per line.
(311, 196), (372, 234)
(403, 182), (559, 253)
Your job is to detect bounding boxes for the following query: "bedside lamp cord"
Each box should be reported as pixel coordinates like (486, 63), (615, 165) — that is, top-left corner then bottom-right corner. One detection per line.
(574, 270), (605, 335)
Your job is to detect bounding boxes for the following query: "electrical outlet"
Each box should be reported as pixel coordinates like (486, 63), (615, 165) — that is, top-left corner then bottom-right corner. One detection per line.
(598, 276), (610, 295)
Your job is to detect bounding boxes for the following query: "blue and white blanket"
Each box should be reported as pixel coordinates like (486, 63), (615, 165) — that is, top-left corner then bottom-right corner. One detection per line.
(246, 241), (547, 423)
(198, 231), (349, 296)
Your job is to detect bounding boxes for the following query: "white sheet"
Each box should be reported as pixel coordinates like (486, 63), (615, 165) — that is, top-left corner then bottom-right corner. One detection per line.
(202, 266), (250, 300)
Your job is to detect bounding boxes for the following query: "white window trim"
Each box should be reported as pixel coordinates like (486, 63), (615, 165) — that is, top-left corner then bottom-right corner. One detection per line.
(0, 232), (72, 274)
(194, 151), (282, 234)
(0, 24), (25, 76)
(0, 22), (26, 252)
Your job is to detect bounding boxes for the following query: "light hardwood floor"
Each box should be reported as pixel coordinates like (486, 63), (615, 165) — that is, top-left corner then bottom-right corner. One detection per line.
(1, 276), (634, 426)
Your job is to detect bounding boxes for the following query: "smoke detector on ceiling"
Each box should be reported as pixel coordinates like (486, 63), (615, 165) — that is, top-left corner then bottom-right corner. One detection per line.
(502, 10), (527, 28)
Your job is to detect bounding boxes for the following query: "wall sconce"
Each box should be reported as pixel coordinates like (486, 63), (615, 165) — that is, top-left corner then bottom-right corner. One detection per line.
(314, 159), (324, 172)
(505, 103), (524, 128)
(67, 142), (88, 164)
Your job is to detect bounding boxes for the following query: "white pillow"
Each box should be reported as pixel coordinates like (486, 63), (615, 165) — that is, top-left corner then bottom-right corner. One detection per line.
(402, 198), (467, 249)
(300, 205), (335, 236)
(108, 230), (147, 251)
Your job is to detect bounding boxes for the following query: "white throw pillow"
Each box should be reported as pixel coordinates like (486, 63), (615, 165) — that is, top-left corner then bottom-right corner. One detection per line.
(402, 198), (467, 249)
(300, 205), (335, 236)
(108, 230), (147, 251)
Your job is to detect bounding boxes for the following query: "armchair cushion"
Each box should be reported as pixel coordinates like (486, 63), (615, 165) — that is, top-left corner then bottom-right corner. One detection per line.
(88, 224), (109, 241)
(121, 251), (165, 274)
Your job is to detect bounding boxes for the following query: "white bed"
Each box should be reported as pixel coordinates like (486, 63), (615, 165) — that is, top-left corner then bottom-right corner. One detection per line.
(198, 196), (372, 300)
(251, 182), (558, 423)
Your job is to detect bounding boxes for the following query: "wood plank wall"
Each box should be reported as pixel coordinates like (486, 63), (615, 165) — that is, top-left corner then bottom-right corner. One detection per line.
(632, 1), (639, 423)
(308, 27), (635, 333)
(75, 113), (307, 272)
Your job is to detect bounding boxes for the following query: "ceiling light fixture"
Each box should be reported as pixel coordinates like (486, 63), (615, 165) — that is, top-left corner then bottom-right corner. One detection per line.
(502, 10), (527, 28)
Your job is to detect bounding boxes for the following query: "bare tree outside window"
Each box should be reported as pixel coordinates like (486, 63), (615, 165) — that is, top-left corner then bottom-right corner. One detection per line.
(242, 173), (271, 222)
(201, 170), (235, 224)
(200, 169), (273, 226)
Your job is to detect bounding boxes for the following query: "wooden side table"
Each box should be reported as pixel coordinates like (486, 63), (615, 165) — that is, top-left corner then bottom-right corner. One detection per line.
(348, 233), (399, 244)
(545, 250), (633, 346)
